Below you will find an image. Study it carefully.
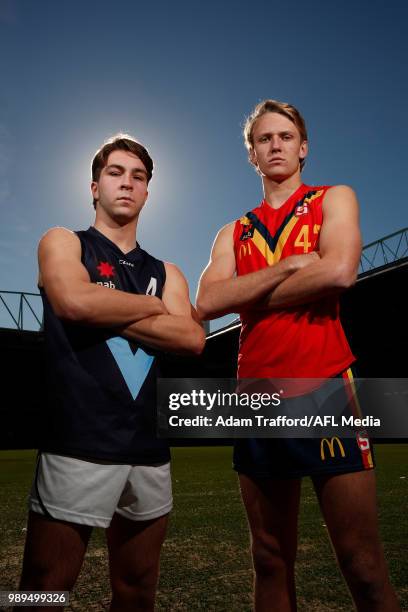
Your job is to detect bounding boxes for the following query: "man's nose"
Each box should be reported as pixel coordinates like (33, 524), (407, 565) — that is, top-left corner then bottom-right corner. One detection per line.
(121, 173), (133, 188)
(270, 136), (281, 150)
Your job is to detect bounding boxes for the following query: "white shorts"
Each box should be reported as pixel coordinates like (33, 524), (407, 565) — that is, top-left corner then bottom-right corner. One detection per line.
(29, 453), (173, 528)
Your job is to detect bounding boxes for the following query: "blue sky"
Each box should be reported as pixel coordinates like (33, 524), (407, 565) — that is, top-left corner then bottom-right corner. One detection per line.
(0, 0), (407, 330)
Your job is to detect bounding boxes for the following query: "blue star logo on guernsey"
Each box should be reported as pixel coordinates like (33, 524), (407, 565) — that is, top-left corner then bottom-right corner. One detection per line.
(106, 336), (154, 399)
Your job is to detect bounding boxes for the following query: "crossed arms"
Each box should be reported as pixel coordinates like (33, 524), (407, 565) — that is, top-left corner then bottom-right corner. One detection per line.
(196, 186), (362, 320)
(38, 228), (205, 355)
(39, 186), (361, 347)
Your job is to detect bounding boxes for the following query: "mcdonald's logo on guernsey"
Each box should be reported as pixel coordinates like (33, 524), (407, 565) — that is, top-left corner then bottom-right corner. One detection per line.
(239, 243), (252, 259)
(320, 437), (346, 460)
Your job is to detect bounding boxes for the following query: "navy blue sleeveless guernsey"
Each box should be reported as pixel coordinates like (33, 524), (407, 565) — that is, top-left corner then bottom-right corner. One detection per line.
(40, 226), (170, 464)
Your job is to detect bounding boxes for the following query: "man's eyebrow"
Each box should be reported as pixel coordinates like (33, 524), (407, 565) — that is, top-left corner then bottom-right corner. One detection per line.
(132, 167), (148, 176)
(105, 164), (147, 175)
(105, 164), (124, 171)
(257, 129), (295, 137)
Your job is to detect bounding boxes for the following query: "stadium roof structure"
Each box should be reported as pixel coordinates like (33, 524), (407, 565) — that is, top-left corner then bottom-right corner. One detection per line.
(358, 226), (408, 278)
(0, 291), (43, 332)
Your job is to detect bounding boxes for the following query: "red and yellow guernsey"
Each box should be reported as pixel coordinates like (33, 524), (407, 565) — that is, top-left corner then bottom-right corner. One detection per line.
(233, 183), (355, 392)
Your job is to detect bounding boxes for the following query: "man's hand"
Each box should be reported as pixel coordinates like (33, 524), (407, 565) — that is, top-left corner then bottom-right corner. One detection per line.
(286, 251), (320, 270)
(251, 251), (320, 311)
(119, 263), (206, 355)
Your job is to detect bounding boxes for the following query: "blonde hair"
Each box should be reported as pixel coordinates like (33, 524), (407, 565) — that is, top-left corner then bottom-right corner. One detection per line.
(243, 99), (308, 170)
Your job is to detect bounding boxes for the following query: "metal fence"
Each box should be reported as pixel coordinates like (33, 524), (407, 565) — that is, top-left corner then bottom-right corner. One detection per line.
(359, 227), (408, 274)
(1, 227), (407, 331)
(0, 291), (43, 331)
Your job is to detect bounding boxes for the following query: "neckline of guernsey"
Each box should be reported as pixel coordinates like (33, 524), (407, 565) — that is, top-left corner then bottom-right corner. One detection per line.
(261, 183), (307, 212)
(88, 226), (141, 258)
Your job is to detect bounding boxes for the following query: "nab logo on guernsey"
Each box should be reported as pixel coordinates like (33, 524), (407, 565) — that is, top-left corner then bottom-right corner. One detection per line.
(96, 261), (116, 289)
(320, 437), (346, 460)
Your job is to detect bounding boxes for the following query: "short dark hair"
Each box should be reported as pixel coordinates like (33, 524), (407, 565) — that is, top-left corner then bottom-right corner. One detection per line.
(243, 100), (308, 171)
(91, 134), (153, 208)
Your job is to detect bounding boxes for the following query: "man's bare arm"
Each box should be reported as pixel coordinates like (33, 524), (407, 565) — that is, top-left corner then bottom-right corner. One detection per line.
(257, 186), (362, 309)
(38, 227), (167, 325)
(196, 223), (319, 320)
(119, 263), (205, 355)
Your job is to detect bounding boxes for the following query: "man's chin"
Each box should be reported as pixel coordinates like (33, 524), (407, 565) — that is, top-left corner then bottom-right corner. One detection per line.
(111, 210), (139, 225)
(262, 167), (298, 182)
(262, 171), (288, 182)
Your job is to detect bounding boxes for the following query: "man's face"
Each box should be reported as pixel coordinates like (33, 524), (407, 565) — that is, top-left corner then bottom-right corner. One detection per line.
(249, 112), (308, 181)
(91, 150), (149, 221)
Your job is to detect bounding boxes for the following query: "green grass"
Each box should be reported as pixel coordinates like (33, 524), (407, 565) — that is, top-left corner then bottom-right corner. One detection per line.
(0, 445), (407, 611)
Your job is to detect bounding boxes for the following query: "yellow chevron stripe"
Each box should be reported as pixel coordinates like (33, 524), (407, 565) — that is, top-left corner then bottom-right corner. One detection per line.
(274, 216), (300, 261)
(252, 228), (275, 264)
(250, 216), (301, 264)
(240, 190), (323, 265)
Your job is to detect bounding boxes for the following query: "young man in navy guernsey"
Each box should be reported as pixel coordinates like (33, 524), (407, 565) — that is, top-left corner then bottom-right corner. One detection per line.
(18, 135), (205, 611)
(196, 101), (399, 611)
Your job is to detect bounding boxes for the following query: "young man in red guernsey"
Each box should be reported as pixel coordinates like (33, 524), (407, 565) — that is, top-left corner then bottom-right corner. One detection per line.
(196, 101), (400, 611)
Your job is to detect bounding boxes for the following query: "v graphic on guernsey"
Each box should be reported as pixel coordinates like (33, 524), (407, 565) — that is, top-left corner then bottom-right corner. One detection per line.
(106, 336), (154, 400)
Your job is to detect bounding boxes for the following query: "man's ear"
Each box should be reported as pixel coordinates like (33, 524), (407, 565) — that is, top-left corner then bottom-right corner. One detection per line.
(248, 147), (257, 167)
(299, 140), (308, 161)
(91, 181), (99, 202)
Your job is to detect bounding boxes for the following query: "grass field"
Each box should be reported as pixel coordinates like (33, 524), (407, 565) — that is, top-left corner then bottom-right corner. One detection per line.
(0, 445), (407, 611)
